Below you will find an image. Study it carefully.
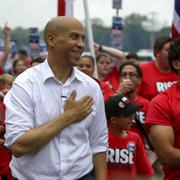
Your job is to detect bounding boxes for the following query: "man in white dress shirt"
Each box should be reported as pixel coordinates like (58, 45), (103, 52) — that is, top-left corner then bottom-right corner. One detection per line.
(4, 16), (108, 180)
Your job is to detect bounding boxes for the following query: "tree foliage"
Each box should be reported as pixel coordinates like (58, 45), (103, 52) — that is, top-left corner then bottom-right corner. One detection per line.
(0, 13), (171, 54)
(90, 13), (170, 52)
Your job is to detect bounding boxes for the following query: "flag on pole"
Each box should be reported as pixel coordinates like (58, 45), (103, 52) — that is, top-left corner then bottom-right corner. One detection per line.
(57, 0), (74, 16)
(171, 0), (180, 39)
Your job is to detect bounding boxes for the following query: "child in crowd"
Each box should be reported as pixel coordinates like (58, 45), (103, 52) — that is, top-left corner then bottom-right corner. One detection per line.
(0, 73), (14, 180)
(0, 73), (14, 95)
(105, 95), (154, 179)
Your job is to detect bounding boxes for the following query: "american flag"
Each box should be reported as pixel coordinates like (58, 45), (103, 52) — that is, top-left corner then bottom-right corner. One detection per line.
(171, 0), (180, 39)
(57, 0), (74, 16)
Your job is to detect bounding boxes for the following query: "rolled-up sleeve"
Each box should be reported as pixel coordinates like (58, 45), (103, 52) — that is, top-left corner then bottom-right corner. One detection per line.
(4, 82), (34, 148)
(88, 87), (108, 154)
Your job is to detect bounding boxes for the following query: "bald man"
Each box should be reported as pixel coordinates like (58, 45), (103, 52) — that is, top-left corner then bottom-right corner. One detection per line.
(4, 17), (108, 180)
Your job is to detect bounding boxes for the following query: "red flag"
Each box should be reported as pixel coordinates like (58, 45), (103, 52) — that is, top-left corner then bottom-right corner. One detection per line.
(171, 0), (180, 39)
(57, 0), (73, 16)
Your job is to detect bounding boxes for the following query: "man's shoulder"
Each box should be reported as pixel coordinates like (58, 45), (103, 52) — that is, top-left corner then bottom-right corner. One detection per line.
(146, 85), (177, 127)
(141, 61), (154, 70)
(15, 65), (42, 85)
(141, 60), (155, 68)
(75, 68), (100, 88)
(149, 86), (175, 110)
(128, 131), (141, 139)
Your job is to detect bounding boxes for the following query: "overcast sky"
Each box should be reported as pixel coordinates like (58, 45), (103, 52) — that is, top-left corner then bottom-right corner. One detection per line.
(0, 0), (174, 30)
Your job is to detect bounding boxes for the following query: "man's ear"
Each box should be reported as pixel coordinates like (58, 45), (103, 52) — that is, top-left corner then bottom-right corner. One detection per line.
(172, 60), (180, 71)
(47, 33), (56, 48)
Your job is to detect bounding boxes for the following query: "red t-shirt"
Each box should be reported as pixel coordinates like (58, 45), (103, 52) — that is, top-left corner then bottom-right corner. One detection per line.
(130, 96), (150, 143)
(100, 81), (114, 101)
(138, 61), (178, 100)
(0, 102), (12, 180)
(107, 130), (154, 179)
(146, 82), (180, 180)
(101, 66), (119, 93)
(0, 68), (3, 75)
(91, 77), (113, 101)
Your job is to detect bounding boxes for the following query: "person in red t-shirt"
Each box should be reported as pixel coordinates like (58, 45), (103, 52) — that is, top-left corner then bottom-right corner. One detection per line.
(0, 125), (5, 148)
(138, 36), (179, 100)
(94, 43), (125, 93)
(146, 38), (180, 180)
(0, 103), (12, 180)
(96, 52), (119, 93)
(77, 55), (113, 100)
(116, 62), (153, 148)
(12, 58), (27, 78)
(0, 73), (14, 180)
(16, 49), (32, 66)
(105, 95), (154, 179)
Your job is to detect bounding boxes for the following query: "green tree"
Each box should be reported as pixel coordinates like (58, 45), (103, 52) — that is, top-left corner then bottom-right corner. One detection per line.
(0, 14), (171, 54)
(123, 14), (151, 52)
(11, 27), (29, 50)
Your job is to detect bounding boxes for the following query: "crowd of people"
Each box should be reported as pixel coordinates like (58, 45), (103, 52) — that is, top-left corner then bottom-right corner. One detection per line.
(0, 16), (180, 180)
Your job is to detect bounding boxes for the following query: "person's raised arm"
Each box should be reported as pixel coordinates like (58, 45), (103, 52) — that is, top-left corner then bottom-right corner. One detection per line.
(94, 42), (125, 68)
(149, 124), (180, 167)
(0, 23), (11, 68)
(9, 90), (93, 157)
(115, 79), (135, 95)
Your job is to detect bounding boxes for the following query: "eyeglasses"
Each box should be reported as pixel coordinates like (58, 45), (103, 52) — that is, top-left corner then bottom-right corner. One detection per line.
(120, 72), (139, 78)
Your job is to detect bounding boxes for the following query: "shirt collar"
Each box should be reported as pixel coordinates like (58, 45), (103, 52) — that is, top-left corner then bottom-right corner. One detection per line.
(42, 59), (56, 83)
(41, 59), (84, 83)
(73, 67), (84, 82)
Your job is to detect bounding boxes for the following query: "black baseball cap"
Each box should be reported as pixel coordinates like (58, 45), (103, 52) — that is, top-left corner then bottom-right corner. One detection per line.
(105, 95), (143, 120)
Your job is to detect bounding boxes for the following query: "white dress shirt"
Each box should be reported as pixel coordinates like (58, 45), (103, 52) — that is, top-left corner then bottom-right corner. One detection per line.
(4, 60), (108, 180)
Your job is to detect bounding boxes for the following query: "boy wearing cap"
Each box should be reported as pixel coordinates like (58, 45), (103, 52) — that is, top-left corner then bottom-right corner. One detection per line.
(105, 95), (154, 179)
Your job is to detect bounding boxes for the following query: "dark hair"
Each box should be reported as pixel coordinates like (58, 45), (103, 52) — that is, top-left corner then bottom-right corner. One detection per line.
(119, 61), (143, 78)
(18, 49), (28, 56)
(12, 59), (25, 75)
(168, 38), (180, 74)
(126, 53), (140, 60)
(80, 55), (95, 66)
(31, 57), (45, 65)
(153, 36), (172, 57)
